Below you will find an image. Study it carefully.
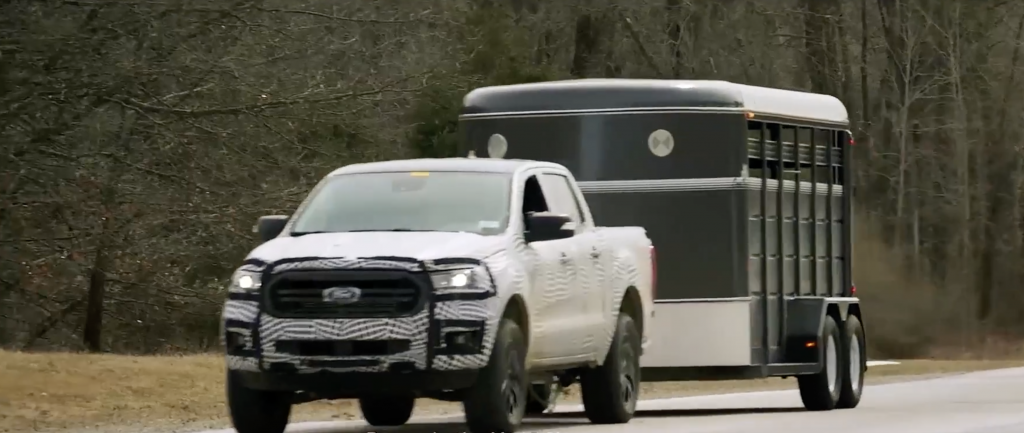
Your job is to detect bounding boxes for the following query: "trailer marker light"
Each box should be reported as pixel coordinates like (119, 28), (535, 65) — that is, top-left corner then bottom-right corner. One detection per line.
(410, 172), (430, 177)
(745, 112), (755, 119)
(805, 341), (817, 348)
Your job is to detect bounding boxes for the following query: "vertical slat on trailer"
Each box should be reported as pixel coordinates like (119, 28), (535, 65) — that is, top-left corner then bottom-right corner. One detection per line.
(759, 122), (770, 366)
(775, 128), (785, 356)
(793, 129), (802, 297)
(810, 129), (818, 297)
(842, 131), (854, 297)
(826, 130), (835, 297)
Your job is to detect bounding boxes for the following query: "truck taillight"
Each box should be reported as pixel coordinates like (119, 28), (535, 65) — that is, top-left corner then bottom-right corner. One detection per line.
(650, 245), (657, 298)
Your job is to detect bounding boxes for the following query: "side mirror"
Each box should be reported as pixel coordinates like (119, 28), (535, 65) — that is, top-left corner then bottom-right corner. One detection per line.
(525, 212), (574, 243)
(253, 215), (289, 243)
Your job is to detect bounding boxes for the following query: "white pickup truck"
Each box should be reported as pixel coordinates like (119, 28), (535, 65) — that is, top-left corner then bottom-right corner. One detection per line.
(220, 157), (655, 433)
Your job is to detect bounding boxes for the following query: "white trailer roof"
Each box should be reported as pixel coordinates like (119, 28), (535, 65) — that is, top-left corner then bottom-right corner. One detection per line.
(462, 79), (850, 127)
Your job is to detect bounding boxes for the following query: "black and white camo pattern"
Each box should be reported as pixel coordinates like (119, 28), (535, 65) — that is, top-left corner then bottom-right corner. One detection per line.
(221, 175), (651, 377)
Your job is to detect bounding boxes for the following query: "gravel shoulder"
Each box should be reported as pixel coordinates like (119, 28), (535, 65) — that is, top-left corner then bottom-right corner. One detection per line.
(2, 350), (1021, 433)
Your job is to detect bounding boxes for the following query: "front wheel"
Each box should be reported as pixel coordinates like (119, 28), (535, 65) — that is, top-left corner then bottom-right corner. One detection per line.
(797, 315), (843, 411)
(580, 313), (641, 424)
(463, 318), (528, 433)
(359, 395), (415, 426)
(226, 370), (292, 433)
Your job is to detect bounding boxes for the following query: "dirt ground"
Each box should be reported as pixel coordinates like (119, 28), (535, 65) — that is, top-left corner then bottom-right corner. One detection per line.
(2, 350), (1022, 433)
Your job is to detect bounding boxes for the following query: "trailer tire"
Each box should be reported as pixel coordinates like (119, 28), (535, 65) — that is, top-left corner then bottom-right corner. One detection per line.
(226, 370), (292, 433)
(797, 314), (843, 411)
(463, 318), (528, 433)
(525, 382), (554, 415)
(836, 315), (866, 409)
(358, 395), (415, 426)
(580, 313), (640, 424)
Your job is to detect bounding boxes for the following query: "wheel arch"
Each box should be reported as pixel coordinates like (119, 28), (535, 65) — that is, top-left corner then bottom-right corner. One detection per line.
(501, 294), (530, 350)
(619, 285), (644, 338)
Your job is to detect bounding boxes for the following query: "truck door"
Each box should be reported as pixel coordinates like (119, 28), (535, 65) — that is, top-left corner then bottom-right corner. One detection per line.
(536, 172), (596, 358)
(520, 173), (584, 360)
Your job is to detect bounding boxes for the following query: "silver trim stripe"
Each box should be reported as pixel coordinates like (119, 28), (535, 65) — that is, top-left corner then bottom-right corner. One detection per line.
(655, 297), (753, 304)
(459, 107), (850, 126)
(577, 177), (844, 195)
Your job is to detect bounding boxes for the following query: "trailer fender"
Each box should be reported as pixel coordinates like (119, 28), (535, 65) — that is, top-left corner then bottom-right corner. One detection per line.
(784, 297), (859, 363)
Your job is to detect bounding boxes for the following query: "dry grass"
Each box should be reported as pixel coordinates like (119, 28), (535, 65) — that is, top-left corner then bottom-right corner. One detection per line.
(2, 351), (1023, 433)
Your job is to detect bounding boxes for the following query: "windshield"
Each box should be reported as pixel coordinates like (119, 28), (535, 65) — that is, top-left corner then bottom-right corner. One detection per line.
(289, 171), (511, 236)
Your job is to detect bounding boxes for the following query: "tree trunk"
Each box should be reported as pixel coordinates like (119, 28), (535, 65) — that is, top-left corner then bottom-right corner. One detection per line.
(82, 108), (137, 352)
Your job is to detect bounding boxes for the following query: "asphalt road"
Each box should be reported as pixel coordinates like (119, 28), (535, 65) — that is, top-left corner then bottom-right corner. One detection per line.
(202, 366), (1024, 433)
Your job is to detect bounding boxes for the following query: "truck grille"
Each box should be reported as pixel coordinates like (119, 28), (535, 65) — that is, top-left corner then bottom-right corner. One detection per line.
(264, 271), (427, 319)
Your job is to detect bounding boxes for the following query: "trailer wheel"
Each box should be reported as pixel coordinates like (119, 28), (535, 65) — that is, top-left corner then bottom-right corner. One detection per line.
(580, 313), (640, 424)
(463, 317), (527, 433)
(836, 315), (866, 409)
(226, 370), (292, 433)
(797, 314), (843, 411)
(525, 382), (555, 415)
(358, 395), (415, 426)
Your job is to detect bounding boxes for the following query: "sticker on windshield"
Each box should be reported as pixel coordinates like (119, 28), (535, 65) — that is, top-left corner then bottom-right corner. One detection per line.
(478, 220), (500, 229)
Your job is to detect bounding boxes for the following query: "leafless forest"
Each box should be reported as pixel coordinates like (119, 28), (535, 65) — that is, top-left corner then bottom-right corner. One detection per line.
(2, 0), (1023, 358)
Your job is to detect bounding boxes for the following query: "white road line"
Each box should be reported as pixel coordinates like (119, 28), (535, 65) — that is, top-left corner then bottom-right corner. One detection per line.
(866, 360), (901, 366)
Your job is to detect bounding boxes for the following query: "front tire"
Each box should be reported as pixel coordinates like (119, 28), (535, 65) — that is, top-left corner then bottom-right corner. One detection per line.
(836, 315), (866, 409)
(463, 318), (528, 433)
(226, 370), (292, 433)
(797, 314), (843, 411)
(580, 313), (641, 424)
(359, 395), (415, 426)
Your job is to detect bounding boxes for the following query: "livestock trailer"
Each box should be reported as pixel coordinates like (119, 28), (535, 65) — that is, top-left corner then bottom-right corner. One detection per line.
(458, 79), (865, 410)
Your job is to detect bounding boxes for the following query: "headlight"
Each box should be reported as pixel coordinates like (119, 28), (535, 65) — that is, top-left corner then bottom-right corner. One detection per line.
(430, 268), (475, 290)
(230, 268), (262, 291)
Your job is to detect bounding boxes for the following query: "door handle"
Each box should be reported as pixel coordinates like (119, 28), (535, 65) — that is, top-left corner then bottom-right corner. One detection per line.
(559, 252), (571, 264)
(590, 248), (601, 259)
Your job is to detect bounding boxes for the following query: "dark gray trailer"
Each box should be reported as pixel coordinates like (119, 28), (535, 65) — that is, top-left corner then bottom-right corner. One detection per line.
(457, 79), (865, 411)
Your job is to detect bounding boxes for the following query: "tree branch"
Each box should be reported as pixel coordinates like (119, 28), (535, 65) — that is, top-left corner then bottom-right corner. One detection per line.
(109, 73), (430, 117)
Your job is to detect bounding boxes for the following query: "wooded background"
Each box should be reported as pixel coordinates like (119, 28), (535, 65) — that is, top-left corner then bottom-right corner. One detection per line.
(2, 0), (1023, 358)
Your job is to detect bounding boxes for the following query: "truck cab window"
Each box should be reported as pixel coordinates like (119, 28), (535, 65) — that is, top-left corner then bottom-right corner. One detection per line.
(539, 174), (584, 226)
(522, 175), (549, 229)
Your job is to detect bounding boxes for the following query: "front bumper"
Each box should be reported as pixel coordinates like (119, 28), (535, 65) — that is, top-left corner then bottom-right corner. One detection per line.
(221, 257), (501, 380)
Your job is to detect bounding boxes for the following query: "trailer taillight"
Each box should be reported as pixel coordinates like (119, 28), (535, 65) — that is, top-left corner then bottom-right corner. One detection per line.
(650, 245), (657, 298)
(851, 284), (857, 296)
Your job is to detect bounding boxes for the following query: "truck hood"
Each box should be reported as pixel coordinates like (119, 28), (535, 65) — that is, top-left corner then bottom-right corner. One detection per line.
(247, 231), (506, 264)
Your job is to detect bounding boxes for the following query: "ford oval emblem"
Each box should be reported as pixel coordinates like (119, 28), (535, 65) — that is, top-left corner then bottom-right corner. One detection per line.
(322, 286), (361, 305)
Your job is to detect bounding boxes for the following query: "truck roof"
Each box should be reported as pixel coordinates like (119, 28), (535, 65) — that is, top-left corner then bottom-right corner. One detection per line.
(461, 79), (849, 126)
(328, 157), (564, 176)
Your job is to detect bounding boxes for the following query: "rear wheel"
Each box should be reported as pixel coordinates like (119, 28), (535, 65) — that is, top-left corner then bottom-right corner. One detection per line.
(358, 395), (415, 426)
(463, 318), (528, 433)
(836, 315), (866, 409)
(226, 370), (292, 433)
(580, 313), (641, 424)
(797, 314), (843, 411)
